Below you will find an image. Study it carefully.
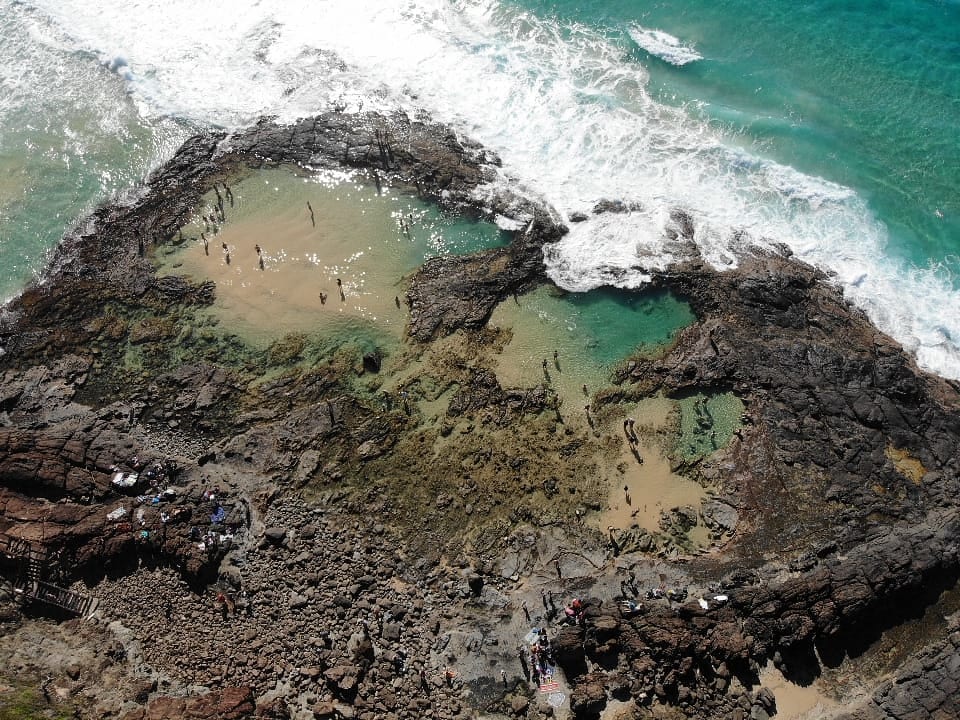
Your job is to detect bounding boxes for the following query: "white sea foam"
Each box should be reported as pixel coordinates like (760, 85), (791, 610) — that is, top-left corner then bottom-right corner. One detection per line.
(14, 0), (960, 380)
(627, 25), (703, 66)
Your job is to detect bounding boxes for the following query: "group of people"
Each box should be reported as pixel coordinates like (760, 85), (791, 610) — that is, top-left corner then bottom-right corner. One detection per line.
(517, 595), (588, 689)
(522, 628), (558, 686)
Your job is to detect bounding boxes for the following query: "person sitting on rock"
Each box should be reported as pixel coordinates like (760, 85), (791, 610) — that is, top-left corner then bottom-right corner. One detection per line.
(563, 597), (586, 625)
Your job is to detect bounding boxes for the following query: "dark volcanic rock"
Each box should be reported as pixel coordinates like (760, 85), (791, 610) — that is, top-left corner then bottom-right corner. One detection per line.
(625, 253), (960, 561)
(2, 108), (960, 720)
(263, 527), (287, 544)
(835, 622), (960, 720)
(361, 350), (382, 374)
(549, 251), (960, 716)
(553, 624), (588, 677)
(569, 673), (608, 719)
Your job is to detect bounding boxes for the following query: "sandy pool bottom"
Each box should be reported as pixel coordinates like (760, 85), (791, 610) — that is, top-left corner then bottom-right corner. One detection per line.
(596, 397), (711, 542)
(758, 665), (839, 719)
(155, 167), (507, 347)
(485, 287), (716, 543)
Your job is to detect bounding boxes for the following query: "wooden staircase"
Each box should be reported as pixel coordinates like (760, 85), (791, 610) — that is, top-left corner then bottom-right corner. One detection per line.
(2, 532), (98, 618)
(14, 579), (99, 617)
(26, 553), (44, 582)
(1, 534), (34, 559)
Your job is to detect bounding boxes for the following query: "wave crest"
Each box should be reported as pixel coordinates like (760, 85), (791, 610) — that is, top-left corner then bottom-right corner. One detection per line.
(15, 0), (960, 380)
(628, 25), (703, 66)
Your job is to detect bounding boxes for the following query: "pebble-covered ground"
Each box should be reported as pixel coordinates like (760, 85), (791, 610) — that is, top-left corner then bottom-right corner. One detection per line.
(91, 495), (479, 719)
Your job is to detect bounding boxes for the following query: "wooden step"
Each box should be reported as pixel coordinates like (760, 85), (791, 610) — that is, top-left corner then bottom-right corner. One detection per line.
(27, 558), (44, 581)
(15, 579), (98, 618)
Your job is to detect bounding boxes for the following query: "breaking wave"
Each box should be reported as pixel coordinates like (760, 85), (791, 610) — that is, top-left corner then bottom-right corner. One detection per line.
(627, 25), (703, 66)
(13, 0), (960, 379)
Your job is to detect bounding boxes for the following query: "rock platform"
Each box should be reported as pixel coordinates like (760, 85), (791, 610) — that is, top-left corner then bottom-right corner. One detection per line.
(1, 110), (959, 719)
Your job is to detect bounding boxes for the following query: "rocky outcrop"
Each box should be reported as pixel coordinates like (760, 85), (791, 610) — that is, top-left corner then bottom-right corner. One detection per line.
(1, 110), (557, 363)
(92, 496), (470, 720)
(552, 512), (958, 716)
(540, 251), (960, 715)
(119, 686), (255, 720)
(0, 376), (243, 584)
(591, 252), (960, 571)
(2, 108), (960, 720)
(406, 200), (566, 341)
(836, 619), (960, 720)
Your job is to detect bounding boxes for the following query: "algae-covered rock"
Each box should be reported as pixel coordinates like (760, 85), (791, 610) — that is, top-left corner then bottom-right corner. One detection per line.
(128, 316), (175, 344)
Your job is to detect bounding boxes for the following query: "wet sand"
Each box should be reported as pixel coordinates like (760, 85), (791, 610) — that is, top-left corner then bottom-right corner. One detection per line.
(597, 397), (709, 541)
(758, 665), (839, 719)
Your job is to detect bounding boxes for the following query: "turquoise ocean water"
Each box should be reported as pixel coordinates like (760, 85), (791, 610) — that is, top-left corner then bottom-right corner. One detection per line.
(524, 0), (960, 274)
(0, 0), (957, 376)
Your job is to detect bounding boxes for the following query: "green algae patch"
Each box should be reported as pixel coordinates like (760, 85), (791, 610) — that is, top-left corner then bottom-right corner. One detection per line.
(128, 316), (175, 345)
(675, 391), (744, 460)
(0, 683), (76, 720)
(292, 326), (614, 556)
(267, 333), (308, 366)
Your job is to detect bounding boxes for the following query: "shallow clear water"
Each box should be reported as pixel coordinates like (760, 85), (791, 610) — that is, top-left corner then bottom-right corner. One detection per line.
(159, 167), (510, 344)
(0, 2), (190, 301)
(489, 284), (694, 411)
(675, 391), (744, 460)
(562, 286), (695, 367)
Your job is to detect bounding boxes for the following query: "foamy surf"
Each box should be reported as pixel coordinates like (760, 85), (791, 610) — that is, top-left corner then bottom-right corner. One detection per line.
(14, 0), (960, 381)
(628, 25), (703, 66)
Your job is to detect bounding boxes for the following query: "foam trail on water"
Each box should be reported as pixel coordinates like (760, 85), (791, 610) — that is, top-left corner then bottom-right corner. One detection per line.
(18, 0), (960, 380)
(0, 0), (190, 301)
(628, 26), (703, 66)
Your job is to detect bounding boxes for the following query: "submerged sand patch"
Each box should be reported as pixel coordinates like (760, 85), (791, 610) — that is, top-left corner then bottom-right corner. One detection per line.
(675, 391), (745, 460)
(488, 284), (695, 420)
(597, 396), (711, 545)
(758, 665), (840, 719)
(488, 286), (610, 415)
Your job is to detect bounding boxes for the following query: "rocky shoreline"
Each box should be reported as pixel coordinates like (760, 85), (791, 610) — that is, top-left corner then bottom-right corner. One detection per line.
(1, 110), (959, 720)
